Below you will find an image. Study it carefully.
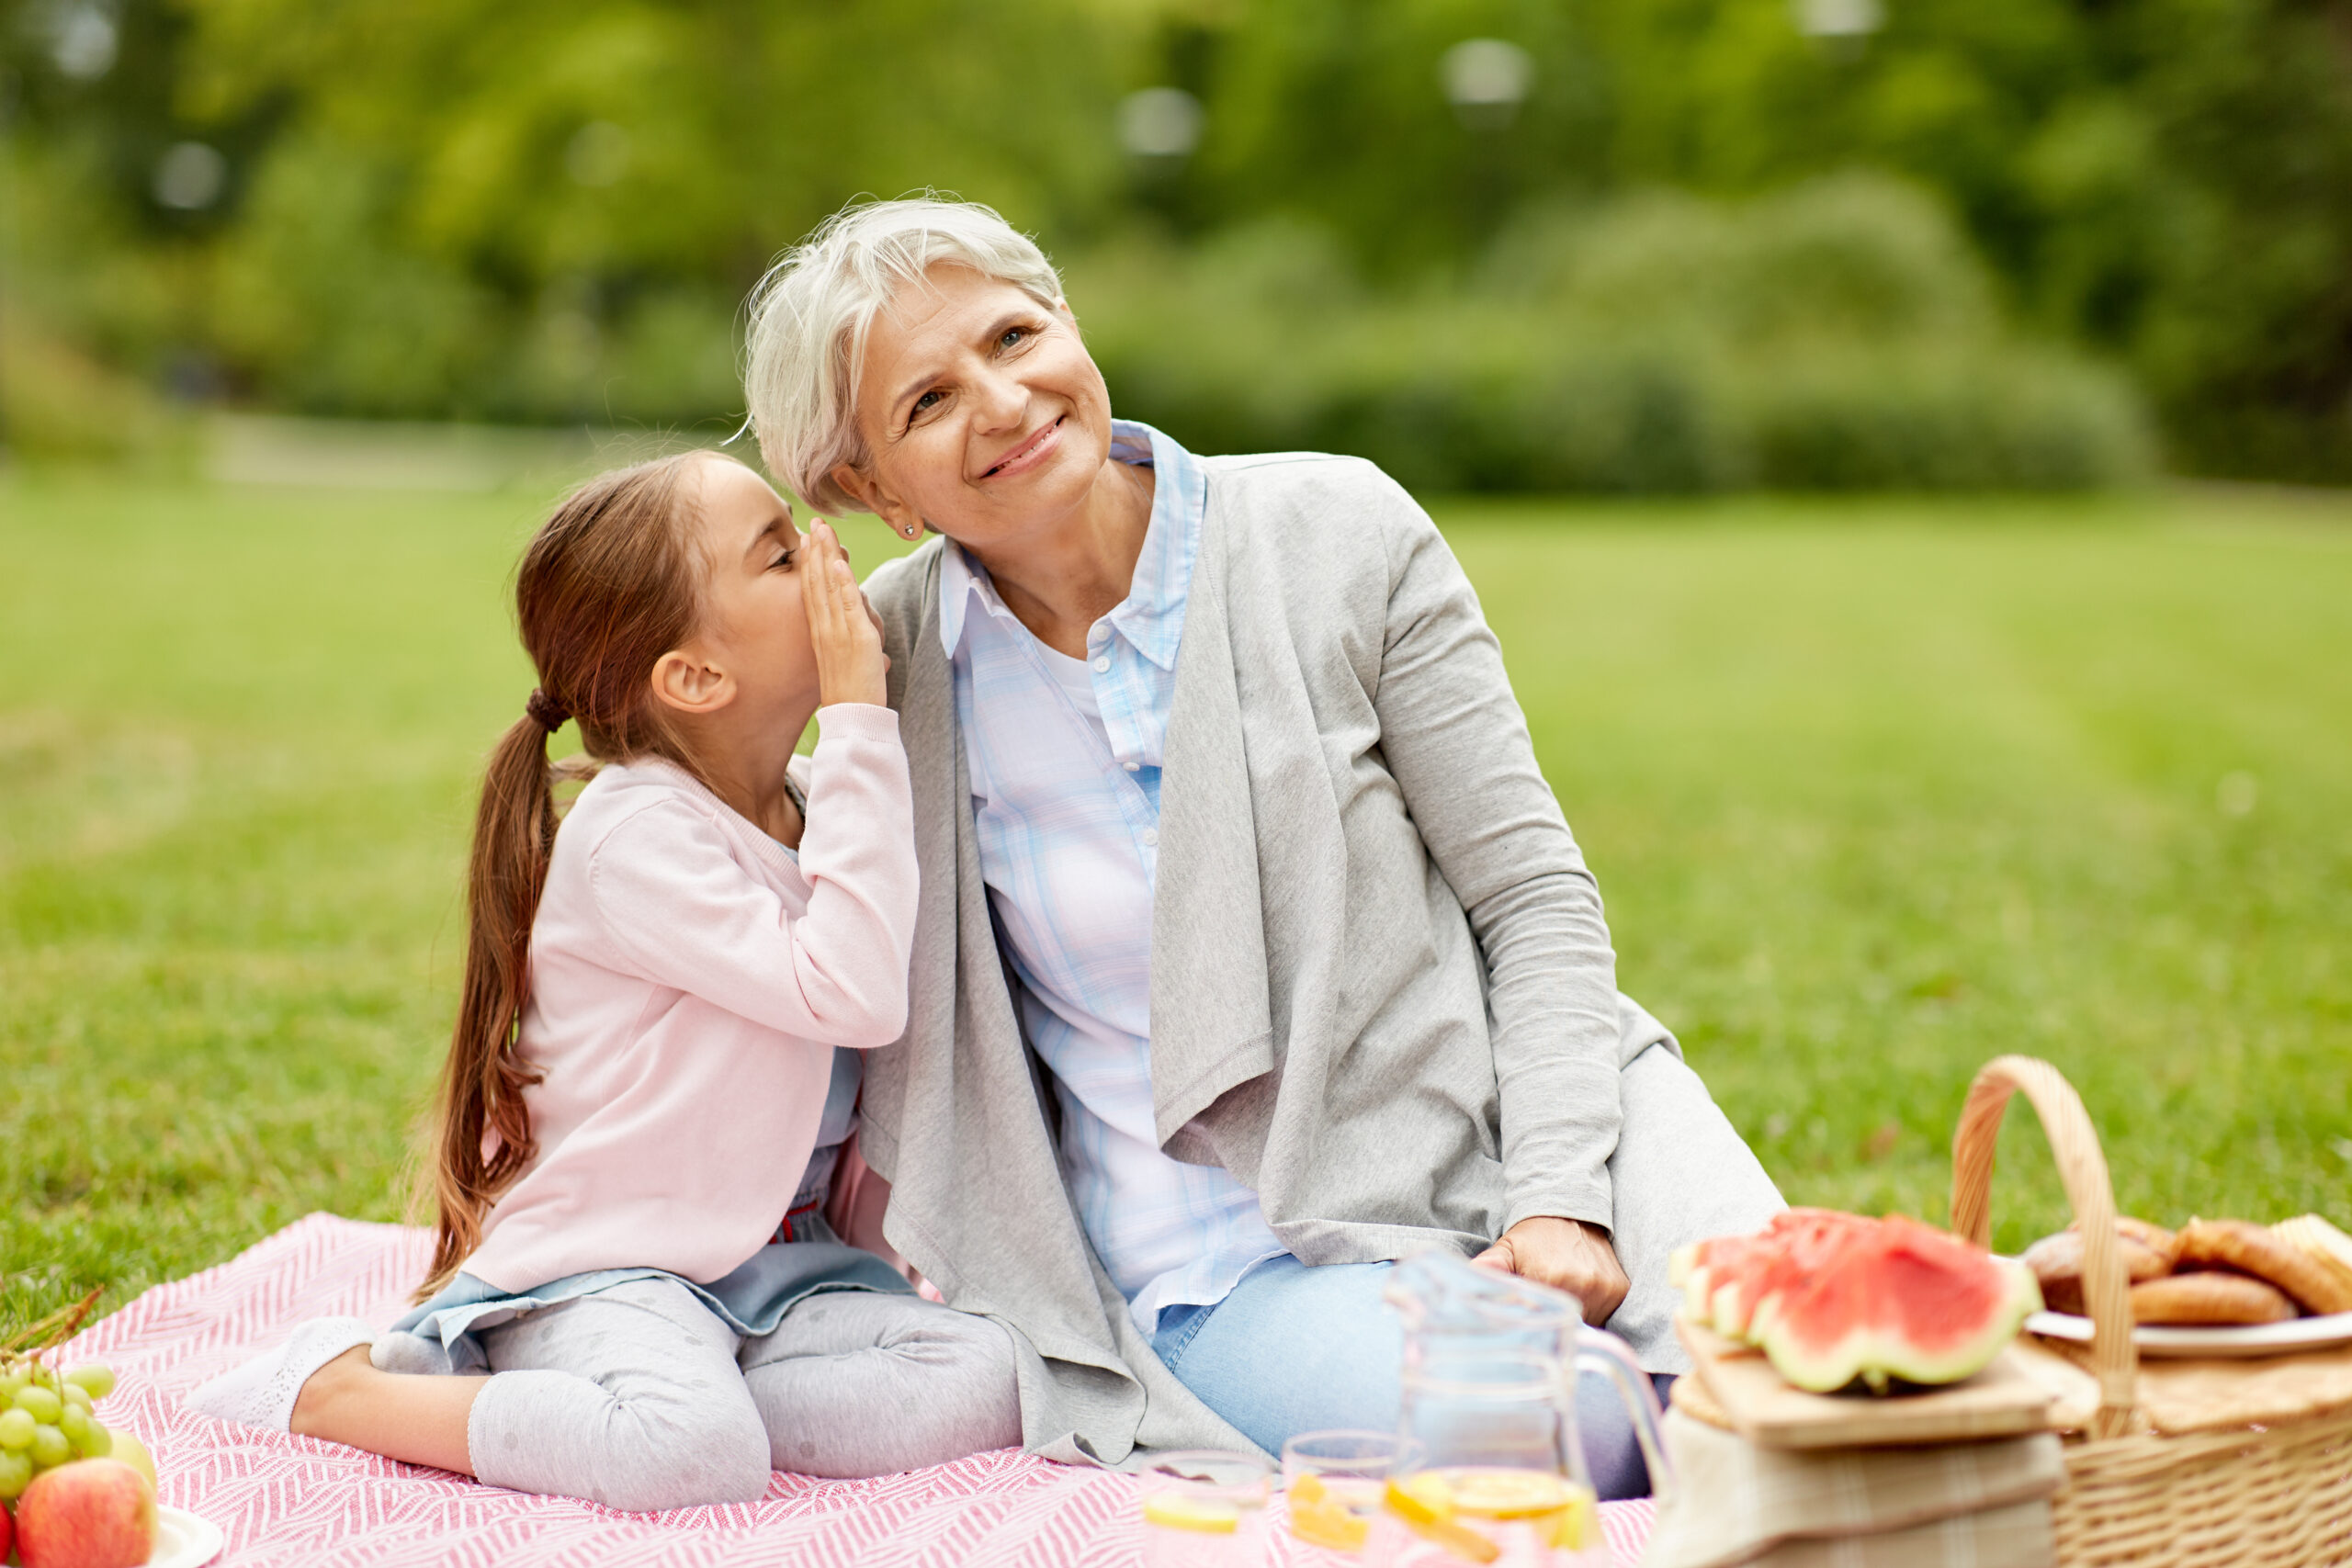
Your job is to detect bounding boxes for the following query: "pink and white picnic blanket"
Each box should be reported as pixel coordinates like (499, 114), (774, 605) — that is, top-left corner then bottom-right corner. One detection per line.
(58, 1213), (1657, 1566)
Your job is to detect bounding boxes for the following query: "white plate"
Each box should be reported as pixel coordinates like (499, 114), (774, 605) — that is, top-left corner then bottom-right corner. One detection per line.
(2027, 1308), (2352, 1359)
(150, 1505), (225, 1568)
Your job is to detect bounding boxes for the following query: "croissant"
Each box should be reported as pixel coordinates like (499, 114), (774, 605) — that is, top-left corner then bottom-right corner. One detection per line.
(2178, 1218), (2352, 1316)
(2131, 1271), (2296, 1326)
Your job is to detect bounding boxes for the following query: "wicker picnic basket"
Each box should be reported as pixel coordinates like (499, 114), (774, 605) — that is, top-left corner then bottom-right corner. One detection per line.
(1950, 1055), (2352, 1568)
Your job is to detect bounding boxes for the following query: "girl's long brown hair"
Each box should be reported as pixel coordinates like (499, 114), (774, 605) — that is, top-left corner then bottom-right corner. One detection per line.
(418, 452), (711, 1300)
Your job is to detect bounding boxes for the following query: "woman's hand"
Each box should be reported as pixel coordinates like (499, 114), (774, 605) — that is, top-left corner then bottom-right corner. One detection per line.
(1474, 1216), (1630, 1326)
(802, 519), (889, 708)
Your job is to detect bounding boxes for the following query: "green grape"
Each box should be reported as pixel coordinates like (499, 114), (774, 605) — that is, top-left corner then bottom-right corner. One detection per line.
(0, 1369), (27, 1401)
(0, 1407), (34, 1450)
(28, 1424), (71, 1470)
(0, 1450), (29, 1501)
(14, 1385), (62, 1424)
(61, 1382), (93, 1412)
(58, 1404), (90, 1443)
(64, 1365), (117, 1401)
(74, 1419), (111, 1460)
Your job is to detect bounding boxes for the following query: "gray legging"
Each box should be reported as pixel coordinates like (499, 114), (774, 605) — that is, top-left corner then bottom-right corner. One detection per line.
(449, 1277), (1021, 1512)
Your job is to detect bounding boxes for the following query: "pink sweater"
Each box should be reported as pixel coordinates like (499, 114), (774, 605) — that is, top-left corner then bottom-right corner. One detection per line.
(461, 704), (916, 1293)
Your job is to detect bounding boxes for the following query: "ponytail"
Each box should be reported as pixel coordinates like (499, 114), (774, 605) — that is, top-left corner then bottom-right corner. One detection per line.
(417, 714), (560, 1299)
(413, 452), (707, 1302)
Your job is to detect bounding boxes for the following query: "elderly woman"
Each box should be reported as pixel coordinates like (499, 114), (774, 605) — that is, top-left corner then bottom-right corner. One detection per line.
(742, 198), (1781, 1491)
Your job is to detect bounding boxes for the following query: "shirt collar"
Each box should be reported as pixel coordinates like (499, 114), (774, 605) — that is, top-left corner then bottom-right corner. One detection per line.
(934, 419), (1204, 670)
(1109, 420), (1202, 673)
(934, 525), (994, 660)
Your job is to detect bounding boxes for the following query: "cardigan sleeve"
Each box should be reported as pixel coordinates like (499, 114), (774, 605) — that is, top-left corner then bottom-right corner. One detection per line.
(585, 705), (918, 1048)
(1361, 473), (1626, 1235)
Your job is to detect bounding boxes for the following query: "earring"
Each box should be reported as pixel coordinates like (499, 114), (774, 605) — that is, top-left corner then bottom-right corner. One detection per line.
(901, 523), (921, 539)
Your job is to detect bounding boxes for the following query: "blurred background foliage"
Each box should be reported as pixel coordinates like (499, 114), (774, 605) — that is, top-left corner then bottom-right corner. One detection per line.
(4, 0), (2350, 487)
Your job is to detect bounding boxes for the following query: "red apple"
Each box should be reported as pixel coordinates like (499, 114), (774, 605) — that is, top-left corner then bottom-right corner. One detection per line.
(1, 1495), (14, 1563)
(17, 1458), (157, 1568)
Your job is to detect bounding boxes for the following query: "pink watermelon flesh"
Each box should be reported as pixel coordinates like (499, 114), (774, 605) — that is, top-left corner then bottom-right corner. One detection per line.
(1753, 1215), (2042, 1393)
(1680, 1211), (1840, 1332)
(1704, 1210), (1879, 1339)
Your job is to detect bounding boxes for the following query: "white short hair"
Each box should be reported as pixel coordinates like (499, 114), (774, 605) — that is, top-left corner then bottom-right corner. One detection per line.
(743, 197), (1065, 514)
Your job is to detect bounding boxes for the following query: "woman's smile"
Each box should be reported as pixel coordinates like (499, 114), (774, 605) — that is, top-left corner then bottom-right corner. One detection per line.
(824, 265), (1129, 570)
(978, 412), (1067, 482)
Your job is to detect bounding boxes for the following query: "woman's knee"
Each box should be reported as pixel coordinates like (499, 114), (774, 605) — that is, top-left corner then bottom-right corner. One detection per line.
(1159, 1259), (1403, 1452)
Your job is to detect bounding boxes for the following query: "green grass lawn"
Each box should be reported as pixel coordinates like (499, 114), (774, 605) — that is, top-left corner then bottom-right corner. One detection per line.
(4, 468), (2348, 1336)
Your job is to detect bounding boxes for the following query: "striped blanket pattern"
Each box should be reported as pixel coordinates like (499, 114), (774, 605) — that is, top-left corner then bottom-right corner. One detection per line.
(56, 1213), (1656, 1566)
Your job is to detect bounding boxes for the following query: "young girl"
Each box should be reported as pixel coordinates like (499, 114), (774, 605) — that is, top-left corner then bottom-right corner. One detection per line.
(190, 452), (1023, 1510)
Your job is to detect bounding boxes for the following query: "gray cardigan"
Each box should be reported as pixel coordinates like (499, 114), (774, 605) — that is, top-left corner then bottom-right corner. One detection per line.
(856, 453), (1674, 1461)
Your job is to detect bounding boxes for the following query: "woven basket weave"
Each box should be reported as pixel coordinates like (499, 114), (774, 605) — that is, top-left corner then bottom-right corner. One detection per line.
(1950, 1055), (2352, 1568)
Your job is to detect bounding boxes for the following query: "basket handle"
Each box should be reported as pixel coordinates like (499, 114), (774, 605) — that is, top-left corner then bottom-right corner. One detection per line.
(1949, 1055), (2137, 1438)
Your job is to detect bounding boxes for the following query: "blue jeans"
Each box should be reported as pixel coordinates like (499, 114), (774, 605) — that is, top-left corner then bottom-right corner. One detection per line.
(1150, 1256), (1673, 1500)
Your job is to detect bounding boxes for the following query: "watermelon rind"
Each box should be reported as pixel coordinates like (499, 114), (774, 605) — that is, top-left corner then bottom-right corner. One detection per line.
(1668, 1244), (1698, 1289)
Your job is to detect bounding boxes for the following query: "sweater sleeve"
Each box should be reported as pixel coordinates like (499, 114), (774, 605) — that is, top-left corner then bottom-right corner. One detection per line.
(1360, 473), (1625, 1235)
(586, 705), (919, 1048)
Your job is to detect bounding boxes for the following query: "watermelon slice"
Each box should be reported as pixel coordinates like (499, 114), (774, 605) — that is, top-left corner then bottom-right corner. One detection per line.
(1754, 1215), (2041, 1392)
(1669, 1208), (1857, 1318)
(1684, 1209), (1879, 1339)
(1677, 1211), (2041, 1393)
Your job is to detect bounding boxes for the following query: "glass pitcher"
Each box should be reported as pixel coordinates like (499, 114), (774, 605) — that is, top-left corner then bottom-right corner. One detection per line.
(1370, 1250), (1673, 1566)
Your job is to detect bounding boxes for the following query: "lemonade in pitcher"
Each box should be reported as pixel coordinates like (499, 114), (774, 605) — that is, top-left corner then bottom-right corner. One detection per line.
(1366, 1252), (1667, 1567)
(1378, 1464), (1601, 1566)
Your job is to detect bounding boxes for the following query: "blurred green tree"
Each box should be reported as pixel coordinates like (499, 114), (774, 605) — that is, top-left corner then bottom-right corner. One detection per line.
(5, 0), (2348, 479)
(172, 0), (1138, 421)
(1157, 0), (2352, 477)
(1564, 0), (2352, 479)
(1073, 174), (2151, 493)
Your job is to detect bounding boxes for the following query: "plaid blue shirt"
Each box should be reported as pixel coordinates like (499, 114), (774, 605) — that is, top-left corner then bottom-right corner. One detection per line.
(941, 421), (1287, 1336)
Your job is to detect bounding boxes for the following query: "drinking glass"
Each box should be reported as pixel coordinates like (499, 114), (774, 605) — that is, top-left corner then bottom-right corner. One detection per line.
(1136, 1449), (1273, 1568)
(1283, 1429), (1422, 1554)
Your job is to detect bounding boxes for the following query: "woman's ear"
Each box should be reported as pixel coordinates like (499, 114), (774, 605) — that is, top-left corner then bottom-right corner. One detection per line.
(831, 463), (922, 539)
(650, 647), (736, 716)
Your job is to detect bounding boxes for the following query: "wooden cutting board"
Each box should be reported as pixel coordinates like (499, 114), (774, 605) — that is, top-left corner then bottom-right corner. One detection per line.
(1677, 1316), (2053, 1449)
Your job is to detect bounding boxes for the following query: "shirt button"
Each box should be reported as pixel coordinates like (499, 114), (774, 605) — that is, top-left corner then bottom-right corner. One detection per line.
(1092, 656), (1111, 673)
(1141, 829), (1159, 847)
(1124, 761), (1140, 772)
